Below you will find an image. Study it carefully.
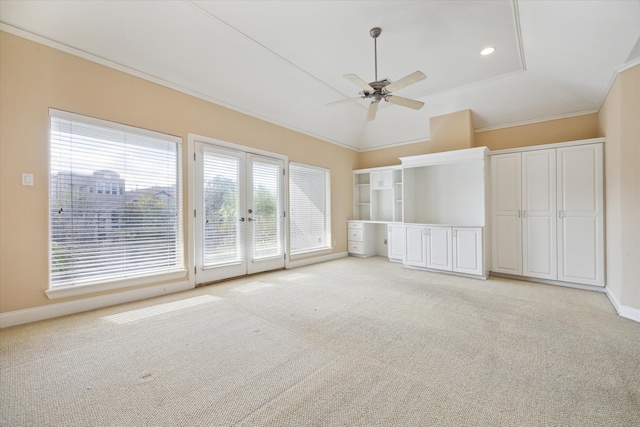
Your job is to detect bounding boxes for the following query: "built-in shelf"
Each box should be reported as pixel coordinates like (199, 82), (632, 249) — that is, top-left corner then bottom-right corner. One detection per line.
(353, 166), (402, 222)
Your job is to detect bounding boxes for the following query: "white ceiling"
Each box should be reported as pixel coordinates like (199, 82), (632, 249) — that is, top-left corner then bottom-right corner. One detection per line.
(1, 1), (639, 151)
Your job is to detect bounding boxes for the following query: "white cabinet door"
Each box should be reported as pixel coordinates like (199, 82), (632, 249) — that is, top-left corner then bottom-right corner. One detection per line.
(388, 224), (404, 261)
(557, 144), (604, 286)
(453, 227), (483, 276)
(404, 225), (427, 267)
(491, 153), (522, 275)
(521, 149), (557, 280)
(371, 169), (393, 189)
(426, 226), (453, 271)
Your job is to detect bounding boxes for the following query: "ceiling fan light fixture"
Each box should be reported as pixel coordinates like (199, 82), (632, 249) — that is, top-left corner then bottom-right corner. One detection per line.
(481, 46), (496, 56)
(328, 27), (426, 120)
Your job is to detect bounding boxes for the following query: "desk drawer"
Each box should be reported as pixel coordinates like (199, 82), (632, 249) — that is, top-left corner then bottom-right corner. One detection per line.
(348, 241), (364, 254)
(348, 228), (364, 242)
(348, 221), (363, 230)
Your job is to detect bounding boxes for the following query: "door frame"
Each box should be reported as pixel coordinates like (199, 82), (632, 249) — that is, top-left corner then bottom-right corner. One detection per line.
(187, 134), (289, 287)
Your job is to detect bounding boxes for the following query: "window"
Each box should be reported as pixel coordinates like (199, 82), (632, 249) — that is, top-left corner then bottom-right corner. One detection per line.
(49, 110), (183, 288)
(289, 162), (331, 255)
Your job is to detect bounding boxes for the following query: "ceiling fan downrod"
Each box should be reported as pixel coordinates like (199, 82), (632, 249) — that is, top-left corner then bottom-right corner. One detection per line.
(370, 27), (381, 82)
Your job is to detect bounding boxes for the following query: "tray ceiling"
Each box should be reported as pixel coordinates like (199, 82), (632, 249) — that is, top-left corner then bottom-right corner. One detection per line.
(1, 1), (638, 151)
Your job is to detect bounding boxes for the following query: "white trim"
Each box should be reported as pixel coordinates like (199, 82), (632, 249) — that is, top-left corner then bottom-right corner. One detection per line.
(490, 272), (606, 292)
(489, 137), (605, 156)
(605, 288), (640, 324)
(353, 165), (402, 174)
(357, 136), (430, 152)
(511, 0), (527, 72)
(598, 58), (640, 111)
(290, 247), (333, 259)
(187, 133), (290, 284)
(48, 108), (181, 143)
(46, 269), (189, 300)
(475, 110), (598, 133)
(286, 251), (348, 269)
(1, 280), (193, 328)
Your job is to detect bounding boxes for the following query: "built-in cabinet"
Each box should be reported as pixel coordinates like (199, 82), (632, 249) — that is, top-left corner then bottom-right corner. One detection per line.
(453, 227), (484, 276)
(491, 141), (604, 287)
(387, 224), (404, 262)
(403, 225), (483, 276)
(370, 169), (393, 189)
(400, 147), (489, 278)
(349, 139), (605, 288)
(353, 166), (402, 222)
(347, 221), (377, 257)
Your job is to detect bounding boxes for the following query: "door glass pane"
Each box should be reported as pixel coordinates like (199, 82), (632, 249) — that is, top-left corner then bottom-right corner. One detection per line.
(252, 161), (282, 260)
(203, 152), (242, 266)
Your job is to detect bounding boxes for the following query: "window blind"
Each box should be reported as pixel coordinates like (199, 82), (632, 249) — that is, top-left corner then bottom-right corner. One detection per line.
(49, 111), (183, 287)
(252, 161), (283, 260)
(202, 152), (242, 266)
(289, 162), (331, 254)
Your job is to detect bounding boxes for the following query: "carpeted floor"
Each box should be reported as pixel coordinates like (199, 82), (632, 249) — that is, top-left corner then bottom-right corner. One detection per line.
(1, 256), (639, 426)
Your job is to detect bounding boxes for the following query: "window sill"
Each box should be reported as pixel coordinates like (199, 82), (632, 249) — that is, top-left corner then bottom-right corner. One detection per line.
(45, 269), (189, 300)
(289, 247), (333, 260)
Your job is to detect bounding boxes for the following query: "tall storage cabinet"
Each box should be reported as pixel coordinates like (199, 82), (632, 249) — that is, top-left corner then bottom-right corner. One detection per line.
(491, 140), (604, 286)
(521, 149), (557, 280)
(556, 144), (604, 286)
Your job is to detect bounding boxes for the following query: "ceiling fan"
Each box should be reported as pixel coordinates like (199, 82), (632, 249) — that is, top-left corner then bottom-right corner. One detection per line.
(329, 27), (426, 121)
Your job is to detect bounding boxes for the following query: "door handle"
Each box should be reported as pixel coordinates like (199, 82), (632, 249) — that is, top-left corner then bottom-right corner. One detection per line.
(247, 218), (253, 222)
(239, 217), (245, 222)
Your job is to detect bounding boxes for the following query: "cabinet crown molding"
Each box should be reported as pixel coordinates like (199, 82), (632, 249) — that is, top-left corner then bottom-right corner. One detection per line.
(400, 146), (489, 168)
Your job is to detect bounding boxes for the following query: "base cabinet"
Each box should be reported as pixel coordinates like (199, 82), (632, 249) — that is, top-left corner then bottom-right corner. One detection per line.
(453, 227), (483, 276)
(387, 224), (404, 262)
(404, 225), (484, 277)
(347, 221), (377, 257)
(426, 227), (453, 271)
(403, 225), (427, 267)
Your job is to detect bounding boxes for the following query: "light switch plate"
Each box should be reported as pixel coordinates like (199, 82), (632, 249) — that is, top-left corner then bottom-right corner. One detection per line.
(22, 173), (34, 186)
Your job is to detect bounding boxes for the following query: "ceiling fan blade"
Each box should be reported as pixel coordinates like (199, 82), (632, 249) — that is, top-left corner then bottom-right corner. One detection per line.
(344, 74), (374, 92)
(366, 102), (379, 121)
(327, 96), (363, 106)
(386, 95), (425, 110)
(384, 71), (426, 93)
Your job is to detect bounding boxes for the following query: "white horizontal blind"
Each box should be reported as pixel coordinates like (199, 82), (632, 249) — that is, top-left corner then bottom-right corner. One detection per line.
(289, 162), (331, 254)
(49, 112), (183, 287)
(202, 151), (242, 266)
(252, 160), (283, 260)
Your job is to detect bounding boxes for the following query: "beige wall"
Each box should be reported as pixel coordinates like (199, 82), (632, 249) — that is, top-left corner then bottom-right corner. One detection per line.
(0, 32), (358, 313)
(475, 113), (601, 150)
(359, 109), (476, 169)
(598, 65), (640, 311)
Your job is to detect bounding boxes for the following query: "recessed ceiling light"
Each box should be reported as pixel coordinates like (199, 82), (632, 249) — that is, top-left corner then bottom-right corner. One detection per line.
(481, 47), (495, 56)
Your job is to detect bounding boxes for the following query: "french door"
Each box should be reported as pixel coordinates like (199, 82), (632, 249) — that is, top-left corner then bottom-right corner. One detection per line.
(195, 143), (285, 283)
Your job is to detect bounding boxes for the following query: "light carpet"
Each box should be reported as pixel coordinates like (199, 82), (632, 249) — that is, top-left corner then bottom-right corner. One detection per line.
(1, 257), (639, 426)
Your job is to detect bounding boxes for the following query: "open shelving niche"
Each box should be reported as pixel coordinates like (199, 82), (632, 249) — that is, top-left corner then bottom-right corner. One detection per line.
(351, 166), (403, 258)
(401, 147), (489, 226)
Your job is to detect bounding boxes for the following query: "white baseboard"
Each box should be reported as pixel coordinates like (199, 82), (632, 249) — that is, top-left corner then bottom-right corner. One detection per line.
(605, 288), (640, 324)
(0, 280), (193, 328)
(287, 251), (348, 269)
